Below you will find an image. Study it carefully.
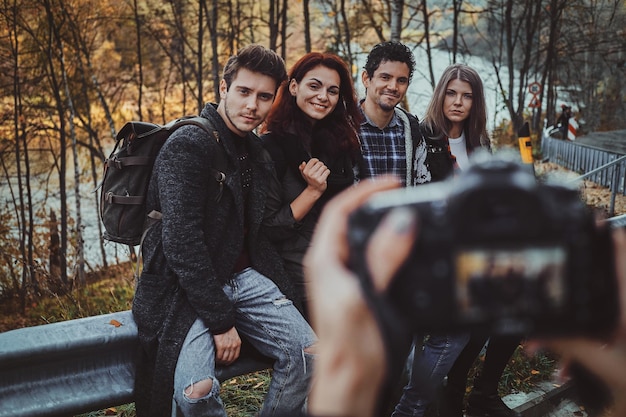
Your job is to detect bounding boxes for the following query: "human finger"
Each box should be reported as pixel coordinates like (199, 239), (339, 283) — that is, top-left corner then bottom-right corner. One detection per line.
(303, 158), (326, 173)
(319, 167), (331, 182)
(305, 176), (402, 275)
(365, 206), (418, 293)
(303, 159), (328, 176)
(214, 329), (241, 364)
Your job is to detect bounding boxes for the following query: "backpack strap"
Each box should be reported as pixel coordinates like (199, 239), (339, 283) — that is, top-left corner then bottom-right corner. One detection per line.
(395, 107), (426, 185)
(136, 116), (228, 278)
(421, 124), (456, 183)
(185, 116), (228, 201)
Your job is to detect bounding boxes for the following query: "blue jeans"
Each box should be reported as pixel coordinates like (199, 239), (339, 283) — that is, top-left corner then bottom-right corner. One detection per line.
(173, 267), (317, 417)
(392, 333), (470, 417)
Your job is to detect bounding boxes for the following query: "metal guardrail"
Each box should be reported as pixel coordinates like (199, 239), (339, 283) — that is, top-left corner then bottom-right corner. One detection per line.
(0, 310), (273, 417)
(541, 133), (626, 216)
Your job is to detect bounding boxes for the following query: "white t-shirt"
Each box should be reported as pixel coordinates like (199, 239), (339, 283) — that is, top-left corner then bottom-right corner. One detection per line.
(448, 132), (469, 171)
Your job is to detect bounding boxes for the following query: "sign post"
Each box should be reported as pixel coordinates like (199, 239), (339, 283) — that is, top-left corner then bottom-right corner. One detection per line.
(527, 82), (542, 131)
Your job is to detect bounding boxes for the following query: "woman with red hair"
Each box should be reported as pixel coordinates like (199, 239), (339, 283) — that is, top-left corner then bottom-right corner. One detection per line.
(261, 52), (362, 318)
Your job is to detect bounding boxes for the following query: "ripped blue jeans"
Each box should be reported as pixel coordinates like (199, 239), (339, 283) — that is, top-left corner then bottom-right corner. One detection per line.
(173, 267), (317, 417)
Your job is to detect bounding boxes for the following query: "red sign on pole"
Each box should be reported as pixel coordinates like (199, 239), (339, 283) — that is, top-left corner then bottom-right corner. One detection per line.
(528, 82), (542, 109)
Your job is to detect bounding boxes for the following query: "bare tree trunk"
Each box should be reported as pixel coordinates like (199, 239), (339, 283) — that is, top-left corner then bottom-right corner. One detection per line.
(269, 0), (278, 50)
(390, 0), (403, 41)
(543, 0), (565, 129)
(451, 0), (462, 62)
(13, 52), (32, 312)
(49, 210), (61, 290)
(197, 0), (204, 113)
(133, 0), (144, 120)
(9, 0), (35, 312)
(339, 0), (354, 74)
(280, 0), (287, 59)
(19, 75), (37, 307)
(486, 0), (531, 132)
(207, 0), (220, 102)
(43, 0), (69, 287)
(170, 0), (187, 114)
(61, 3), (109, 268)
(57, 33), (86, 286)
(303, 0), (311, 53)
(421, 0), (435, 88)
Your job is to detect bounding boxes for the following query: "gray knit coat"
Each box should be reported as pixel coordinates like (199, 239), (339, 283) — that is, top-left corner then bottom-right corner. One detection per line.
(132, 103), (296, 417)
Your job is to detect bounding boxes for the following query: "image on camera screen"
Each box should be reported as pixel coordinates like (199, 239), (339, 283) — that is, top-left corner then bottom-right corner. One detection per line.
(455, 246), (566, 321)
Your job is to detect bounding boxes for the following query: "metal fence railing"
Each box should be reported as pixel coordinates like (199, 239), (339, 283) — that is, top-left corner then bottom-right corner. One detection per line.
(541, 133), (626, 216)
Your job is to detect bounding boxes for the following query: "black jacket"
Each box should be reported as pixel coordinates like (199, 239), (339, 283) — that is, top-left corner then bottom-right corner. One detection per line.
(132, 103), (296, 417)
(261, 130), (357, 308)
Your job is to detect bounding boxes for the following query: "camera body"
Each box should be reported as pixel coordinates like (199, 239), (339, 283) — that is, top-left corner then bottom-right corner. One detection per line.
(348, 154), (618, 337)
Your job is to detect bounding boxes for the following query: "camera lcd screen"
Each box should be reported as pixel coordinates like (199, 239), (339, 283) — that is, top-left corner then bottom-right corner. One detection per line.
(455, 246), (567, 321)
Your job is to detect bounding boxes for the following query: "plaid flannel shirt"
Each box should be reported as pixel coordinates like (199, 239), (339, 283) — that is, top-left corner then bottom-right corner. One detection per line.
(359, 109), (408, 185)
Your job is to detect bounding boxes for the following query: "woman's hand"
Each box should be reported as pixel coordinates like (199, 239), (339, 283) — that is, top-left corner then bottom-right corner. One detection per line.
(299, 158), (330, 194)
(289, 158), (331, 221)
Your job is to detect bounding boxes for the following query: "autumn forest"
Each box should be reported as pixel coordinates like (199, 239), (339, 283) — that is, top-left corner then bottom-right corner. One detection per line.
(1, 0), (625, 313)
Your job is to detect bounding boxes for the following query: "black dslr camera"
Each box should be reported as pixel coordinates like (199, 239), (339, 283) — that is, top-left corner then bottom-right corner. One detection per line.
(348, 153), (619, 337)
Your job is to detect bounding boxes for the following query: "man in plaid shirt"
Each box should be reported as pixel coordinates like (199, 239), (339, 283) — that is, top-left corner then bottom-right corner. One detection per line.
(359, 41), (430, 186)
(358, 41), (471, 417)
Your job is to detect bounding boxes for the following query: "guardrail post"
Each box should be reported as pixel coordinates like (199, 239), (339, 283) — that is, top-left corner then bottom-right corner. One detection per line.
(610, 163), (620, 217)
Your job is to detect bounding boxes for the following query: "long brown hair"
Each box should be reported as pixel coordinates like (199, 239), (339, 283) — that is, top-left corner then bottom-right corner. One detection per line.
(262, 52), (362, 158)
(422, 63), (490, 151)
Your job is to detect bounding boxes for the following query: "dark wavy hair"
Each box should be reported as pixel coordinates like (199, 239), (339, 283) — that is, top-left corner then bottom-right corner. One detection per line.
(364, 41), (416, 83)
(422, 63), (490, 151)
(222, 44), (287, 93)
(262, 52), (362, 158)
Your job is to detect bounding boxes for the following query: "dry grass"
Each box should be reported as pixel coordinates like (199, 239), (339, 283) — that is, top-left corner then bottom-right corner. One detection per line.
(535, 161), (626, 216)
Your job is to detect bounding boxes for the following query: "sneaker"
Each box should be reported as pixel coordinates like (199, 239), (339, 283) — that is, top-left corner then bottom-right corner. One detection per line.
(466, 391), (521, 417)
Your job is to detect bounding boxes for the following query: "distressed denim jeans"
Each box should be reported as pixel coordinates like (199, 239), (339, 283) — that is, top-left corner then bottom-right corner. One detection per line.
(173, 267), (317, 417)
(392, 332), (470, 417)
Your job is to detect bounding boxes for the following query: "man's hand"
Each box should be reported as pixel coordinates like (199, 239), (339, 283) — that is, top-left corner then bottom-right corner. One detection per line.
(213, 327), (241, 365)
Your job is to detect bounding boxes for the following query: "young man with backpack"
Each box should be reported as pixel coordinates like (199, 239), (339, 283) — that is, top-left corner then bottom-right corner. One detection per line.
(132, 44), (316, 417)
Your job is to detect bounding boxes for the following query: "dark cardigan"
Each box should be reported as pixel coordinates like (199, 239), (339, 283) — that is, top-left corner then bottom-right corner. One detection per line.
(132, 103), (296, 417)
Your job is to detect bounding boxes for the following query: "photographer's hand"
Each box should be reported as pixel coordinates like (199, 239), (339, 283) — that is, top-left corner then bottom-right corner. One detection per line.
(304, 177), (418, 417)
(533, 228), (626, 415)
